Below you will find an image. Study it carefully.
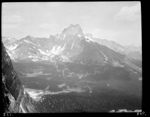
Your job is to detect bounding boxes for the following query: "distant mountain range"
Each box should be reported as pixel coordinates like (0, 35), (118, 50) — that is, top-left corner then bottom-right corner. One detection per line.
(2, 24), (142, 63)
(85, 33), (141, 60)
(2, 24), (142, 75)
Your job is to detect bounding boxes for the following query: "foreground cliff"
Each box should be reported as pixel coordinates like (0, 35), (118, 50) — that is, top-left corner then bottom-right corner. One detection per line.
(2, 41), (37, 113)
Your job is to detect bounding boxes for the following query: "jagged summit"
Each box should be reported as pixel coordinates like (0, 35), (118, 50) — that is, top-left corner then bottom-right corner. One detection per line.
(24, 35), (35, 39)
(60, 24), (84, 37)
(69, 24), (81, 28)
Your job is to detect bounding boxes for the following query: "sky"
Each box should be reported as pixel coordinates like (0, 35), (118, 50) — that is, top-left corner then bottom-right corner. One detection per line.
(2, 2), (141, 46)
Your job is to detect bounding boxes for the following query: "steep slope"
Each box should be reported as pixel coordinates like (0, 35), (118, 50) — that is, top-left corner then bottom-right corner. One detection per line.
(126, 51), (142, 60)
(2, 41), (37, 113)
(85, 33), (142, 60)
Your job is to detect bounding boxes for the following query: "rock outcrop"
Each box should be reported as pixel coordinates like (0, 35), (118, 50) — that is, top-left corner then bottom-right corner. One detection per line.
(2, 41), (37, 113)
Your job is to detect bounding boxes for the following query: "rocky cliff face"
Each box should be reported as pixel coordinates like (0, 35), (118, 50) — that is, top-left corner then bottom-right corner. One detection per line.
(2, 41), (37, 113)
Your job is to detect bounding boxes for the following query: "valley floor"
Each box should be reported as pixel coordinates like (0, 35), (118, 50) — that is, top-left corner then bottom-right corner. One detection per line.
(33, 87), (142, 113)
(20, 76), (142, 113)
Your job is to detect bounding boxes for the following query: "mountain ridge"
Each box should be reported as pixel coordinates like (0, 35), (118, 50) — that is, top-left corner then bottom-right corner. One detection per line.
(2, 24), (141, 60)
(2, 24), (141, 72)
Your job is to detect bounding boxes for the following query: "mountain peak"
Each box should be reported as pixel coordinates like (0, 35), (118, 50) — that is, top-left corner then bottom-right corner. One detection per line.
(61, 24), (84, 37)
(25, 35), (34, 38)
(69, 24), (81, 28)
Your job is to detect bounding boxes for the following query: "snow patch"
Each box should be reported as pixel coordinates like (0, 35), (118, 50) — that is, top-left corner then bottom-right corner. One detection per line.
(24, 88), (44, 101)
(63, 34), (66, 40)
(58, 83), (66, 88)
(24, 39), (37, 46)
(25, 86), (85, 99)
(28, 55), (36, 58)
(71, 41), (75, 49)
(7, 44), (18, 50)
(60, 55), (71, 62)
(65, 86), (85, 93)
(85, 36), (95, 42)
(24, 40), (30, 44)
(77, 34), (82, 37)
(100, 51), (108, 61)
(138, 77), (142, 81)
(78, 74), (84, 79)
(24, 71), (43, 77)
(38, 49), (47, 55)
(50, 45), (65, 55)
(32, 58), (39, 62)
(61, 43), (66, 51)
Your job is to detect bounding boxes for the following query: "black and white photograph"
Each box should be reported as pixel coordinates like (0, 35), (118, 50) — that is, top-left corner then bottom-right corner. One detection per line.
(2, 2), (142, 113)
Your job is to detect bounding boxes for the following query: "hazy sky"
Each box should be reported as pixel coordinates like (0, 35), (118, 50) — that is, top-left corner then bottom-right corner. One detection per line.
(2, 2), (141, 46)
